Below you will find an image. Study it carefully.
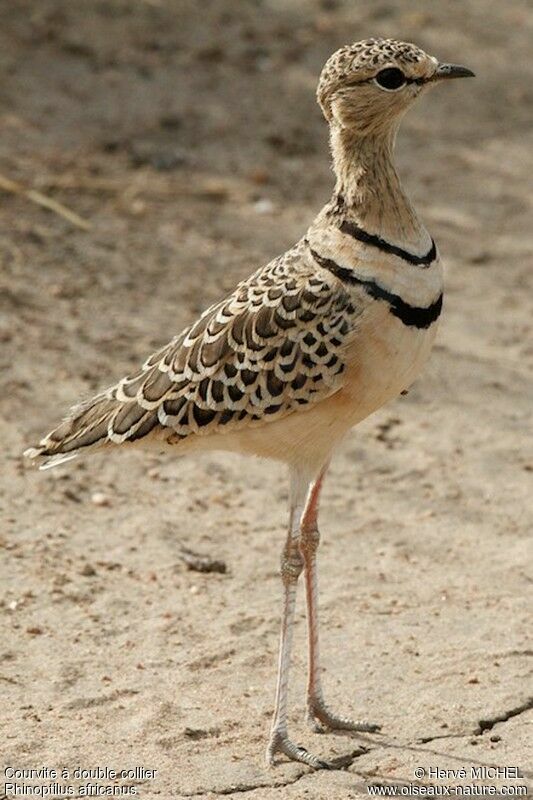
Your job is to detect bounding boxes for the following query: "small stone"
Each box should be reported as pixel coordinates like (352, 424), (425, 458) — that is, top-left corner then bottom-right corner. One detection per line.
(189, 585), (199, 595)
(490, 735), (501, 743)
(253, 198), (274, 214)
(80, 563), (96, 577)
(91, 492), (111, 507)
(26, 626), (43, 635)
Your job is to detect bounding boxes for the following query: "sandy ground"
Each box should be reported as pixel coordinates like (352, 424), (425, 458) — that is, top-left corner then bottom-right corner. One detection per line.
(1, 1), (532, 797)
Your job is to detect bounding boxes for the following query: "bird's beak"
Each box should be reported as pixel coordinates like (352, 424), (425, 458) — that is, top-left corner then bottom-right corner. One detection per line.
(433, 63), (476, 81)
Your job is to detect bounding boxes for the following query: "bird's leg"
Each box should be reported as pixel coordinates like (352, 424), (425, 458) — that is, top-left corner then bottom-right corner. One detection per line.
(300, 467), (381, 735)
(267, 469), (329, 769)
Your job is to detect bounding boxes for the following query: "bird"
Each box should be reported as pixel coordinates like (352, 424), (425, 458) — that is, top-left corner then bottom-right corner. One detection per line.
(25, 38), (474, 769)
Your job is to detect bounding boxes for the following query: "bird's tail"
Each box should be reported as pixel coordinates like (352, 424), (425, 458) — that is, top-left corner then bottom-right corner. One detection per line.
(24, 390), (125, 470)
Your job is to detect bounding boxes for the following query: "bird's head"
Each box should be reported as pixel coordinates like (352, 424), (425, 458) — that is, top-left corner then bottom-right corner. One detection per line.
(317, 38), (474, 136)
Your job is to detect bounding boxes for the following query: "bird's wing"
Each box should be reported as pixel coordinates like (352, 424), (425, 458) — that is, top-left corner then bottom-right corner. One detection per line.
(25, 241), (360, 466)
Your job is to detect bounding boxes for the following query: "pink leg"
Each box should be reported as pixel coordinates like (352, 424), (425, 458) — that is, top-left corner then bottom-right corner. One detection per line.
(300, 466), (381, 734)
(267, 465), (380, 769)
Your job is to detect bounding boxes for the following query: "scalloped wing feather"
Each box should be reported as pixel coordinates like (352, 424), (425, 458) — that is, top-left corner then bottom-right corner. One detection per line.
(25, 241), (360, 467)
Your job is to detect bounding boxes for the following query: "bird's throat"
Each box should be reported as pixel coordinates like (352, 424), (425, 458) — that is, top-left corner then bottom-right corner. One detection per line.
(330, 124), (425, 249)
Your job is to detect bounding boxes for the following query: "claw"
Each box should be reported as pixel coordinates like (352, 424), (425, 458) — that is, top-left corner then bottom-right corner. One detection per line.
(266, 729), (331, 769)
(363, 722), (382, 733)
(307, 699), (381, 734)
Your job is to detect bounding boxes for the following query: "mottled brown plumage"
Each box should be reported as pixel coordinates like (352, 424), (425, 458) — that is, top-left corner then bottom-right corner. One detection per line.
(24, 38), (474, 769)
(26, 239), (359, 464)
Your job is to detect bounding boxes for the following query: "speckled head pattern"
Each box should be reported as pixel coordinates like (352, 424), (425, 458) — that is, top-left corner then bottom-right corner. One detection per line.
(317, 38), (439, 126)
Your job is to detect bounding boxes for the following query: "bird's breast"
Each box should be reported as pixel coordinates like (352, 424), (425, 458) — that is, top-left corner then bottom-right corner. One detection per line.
(340, 296), (440, 423)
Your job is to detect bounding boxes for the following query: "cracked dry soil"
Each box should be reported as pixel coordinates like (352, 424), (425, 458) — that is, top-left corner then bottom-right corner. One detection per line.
(1, 1), (532, 798)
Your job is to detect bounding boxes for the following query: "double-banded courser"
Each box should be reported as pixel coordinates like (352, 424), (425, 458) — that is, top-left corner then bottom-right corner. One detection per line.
(26, 39), (474, 768)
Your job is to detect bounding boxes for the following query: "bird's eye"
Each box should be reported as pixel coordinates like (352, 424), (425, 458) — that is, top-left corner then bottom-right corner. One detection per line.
(374, 68), (406, 91)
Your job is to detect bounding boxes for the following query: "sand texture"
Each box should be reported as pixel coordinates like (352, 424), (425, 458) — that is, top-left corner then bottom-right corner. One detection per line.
(1, 1), (532, 797)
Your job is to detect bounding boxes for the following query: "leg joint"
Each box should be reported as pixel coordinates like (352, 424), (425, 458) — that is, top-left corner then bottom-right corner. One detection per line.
(280, 538), (303, 585)
(300, 525), (320, 559)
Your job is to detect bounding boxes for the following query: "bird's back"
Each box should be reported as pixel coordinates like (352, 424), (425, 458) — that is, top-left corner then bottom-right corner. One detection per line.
(25, 238), (360, 469)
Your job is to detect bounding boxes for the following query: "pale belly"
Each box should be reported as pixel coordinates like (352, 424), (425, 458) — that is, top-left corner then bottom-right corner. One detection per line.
(341, 303), (439, 423)
(173, 304), (439, 472)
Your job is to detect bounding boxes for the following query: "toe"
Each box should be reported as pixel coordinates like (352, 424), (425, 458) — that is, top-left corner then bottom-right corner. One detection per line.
(267, 731), (332, 769)
(308, 703), (382, 733)
(365, 722), (382, 733)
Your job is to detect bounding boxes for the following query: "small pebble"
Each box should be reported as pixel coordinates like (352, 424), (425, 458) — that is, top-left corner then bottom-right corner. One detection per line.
(253, 198), (274, 214)
(91, 492), (111, 507)
(80, 563), (96, 577)
(184, 726), (209, 739)
(26, 626), (43, 635)
(490, 735), (501, 743)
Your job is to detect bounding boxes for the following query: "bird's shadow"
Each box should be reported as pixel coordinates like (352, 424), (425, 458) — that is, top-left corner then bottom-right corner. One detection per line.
(321, 727), (532, 780)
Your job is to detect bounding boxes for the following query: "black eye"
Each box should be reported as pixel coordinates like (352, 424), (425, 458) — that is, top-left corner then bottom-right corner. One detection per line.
(375, 67), (406, 91)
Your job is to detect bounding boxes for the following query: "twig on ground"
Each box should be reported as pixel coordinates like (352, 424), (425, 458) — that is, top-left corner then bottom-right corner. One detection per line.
(178, 545), (227, 574)
(0, 172), (92, 231)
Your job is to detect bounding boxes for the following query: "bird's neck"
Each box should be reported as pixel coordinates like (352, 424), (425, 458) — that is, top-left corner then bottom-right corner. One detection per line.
(329, 123), (426, 248)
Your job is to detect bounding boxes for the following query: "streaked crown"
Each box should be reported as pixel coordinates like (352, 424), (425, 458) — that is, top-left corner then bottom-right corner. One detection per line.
(317, 38), (438, 122)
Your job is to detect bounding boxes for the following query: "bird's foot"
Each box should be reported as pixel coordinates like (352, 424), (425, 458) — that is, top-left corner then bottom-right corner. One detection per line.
(306, 698), (381, 734)
(266, 728), (330, 769)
